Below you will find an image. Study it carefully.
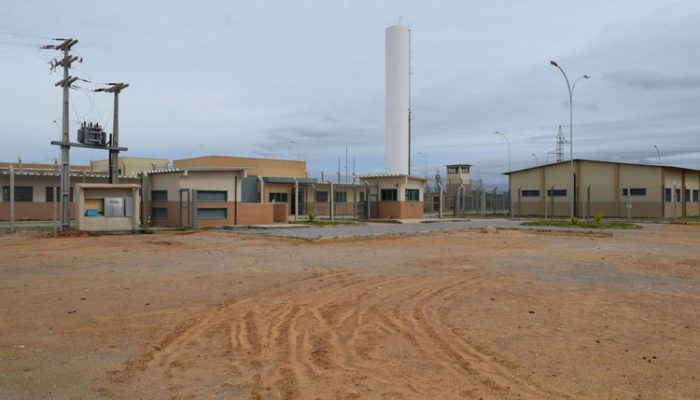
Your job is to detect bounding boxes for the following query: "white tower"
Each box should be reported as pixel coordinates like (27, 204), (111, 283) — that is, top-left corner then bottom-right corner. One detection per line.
(385, 24), (410, 175)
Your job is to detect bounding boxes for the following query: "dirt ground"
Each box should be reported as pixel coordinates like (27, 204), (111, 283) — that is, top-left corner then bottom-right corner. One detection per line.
(0, 225), (698, 399)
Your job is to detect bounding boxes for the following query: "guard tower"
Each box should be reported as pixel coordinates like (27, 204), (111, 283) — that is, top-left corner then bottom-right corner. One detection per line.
(446, 164), (472, 210)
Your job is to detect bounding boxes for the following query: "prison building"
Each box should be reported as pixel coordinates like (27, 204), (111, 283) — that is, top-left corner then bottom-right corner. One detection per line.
(172, 155), (317, 216)
(144, 167), (287, 228)
(507, 159), (700, 218)
(359, 174), (427, 219)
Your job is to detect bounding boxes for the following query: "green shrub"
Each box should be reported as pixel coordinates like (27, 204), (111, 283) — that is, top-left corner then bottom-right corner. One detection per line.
(307, 211), (316, 222)
(570, 216), (578, 225)
(593, 212), (604, 223)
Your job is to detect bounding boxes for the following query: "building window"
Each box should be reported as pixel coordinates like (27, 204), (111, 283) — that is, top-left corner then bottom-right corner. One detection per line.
(197, 208), (227, 220)
(334, 191), (347, 203)
(521, 190), (540, 197)
(269, 192), (288, 203)
(197, 190), (227, 202)
(685, 189), (691, 202)
(546, 189), (567, 197)
(380, 189), (398, 201)
(45, 186), (57, 202)
(405, 189), (420, 201)
(693, 189), (699, 202)
(2, 186), (33, 202)
(151, 190), (167, 201)
(152, 207), (168, 219)
(315, 191), (328, 203)
(676, 188), (681, 202)
(460, 166), (470, 174)
(359, 192), (365, 202)
(447, 167), (458, 174)
(45, 186), (73, 202)
(622, 188), (647, 196)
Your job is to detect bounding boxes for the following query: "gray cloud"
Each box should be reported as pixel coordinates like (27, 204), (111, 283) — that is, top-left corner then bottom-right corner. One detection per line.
(1, 0), (699, 190)
(607, 67), (700, 90)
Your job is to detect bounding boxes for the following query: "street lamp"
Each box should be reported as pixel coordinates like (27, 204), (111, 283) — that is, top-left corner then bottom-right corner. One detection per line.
(550, 60), (590, 218)
(493, 131), (511, 171)
(532, 153), (539, 165)
(653, 145), (661, 165)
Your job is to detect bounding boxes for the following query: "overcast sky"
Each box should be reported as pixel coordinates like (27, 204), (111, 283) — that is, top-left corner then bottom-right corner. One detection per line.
(1, 0), (698, 187)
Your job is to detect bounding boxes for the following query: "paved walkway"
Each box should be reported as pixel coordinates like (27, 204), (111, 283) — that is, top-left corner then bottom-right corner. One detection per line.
(221, 219), (626, 239)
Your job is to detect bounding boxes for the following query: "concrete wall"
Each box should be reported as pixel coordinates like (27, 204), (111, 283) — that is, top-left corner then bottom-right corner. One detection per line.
(378, 201), (424, 219)
(237, 203), (274, 225)
(173, 156), (307, 178)
(272, 203), (288, 223)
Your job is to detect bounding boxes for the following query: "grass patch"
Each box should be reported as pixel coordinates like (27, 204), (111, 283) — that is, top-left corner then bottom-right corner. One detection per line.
(289, 220), (359, 226)
(521, 219), (640, 229)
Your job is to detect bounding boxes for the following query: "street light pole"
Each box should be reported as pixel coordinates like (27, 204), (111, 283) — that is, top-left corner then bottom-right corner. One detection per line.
(493, 131), (511, 171)
(550, 60), (590, 218)
(653, 145), (661, 165)
(531, 153), (538, 165)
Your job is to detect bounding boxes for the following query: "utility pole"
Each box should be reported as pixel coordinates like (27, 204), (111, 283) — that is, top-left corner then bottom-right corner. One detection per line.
(43, 38), (80, 230)
(96, 83), (129, 184)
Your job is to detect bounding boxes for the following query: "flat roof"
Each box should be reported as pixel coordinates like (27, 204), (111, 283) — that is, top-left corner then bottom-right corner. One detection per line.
(446, 163), (472, 167)
(148, 167), (248, 175)
(262, 177), (318, 184)
(359, 173), (429, 182)
(75, 183), (141, 188)
(0, 169), (139, 179)
(504, 158), (700, 175)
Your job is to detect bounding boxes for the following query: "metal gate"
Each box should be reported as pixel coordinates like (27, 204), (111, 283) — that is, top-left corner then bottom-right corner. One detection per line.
(179, 189), (192, 229)
(290, 187), (306, 216)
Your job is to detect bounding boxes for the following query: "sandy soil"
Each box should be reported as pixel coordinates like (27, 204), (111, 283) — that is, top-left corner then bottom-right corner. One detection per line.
(0, 225), (698, 399)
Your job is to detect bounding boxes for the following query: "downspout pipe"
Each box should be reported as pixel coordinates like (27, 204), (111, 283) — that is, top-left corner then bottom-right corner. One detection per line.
(459, 180), (466, 218)
(257, 176), (265, 204)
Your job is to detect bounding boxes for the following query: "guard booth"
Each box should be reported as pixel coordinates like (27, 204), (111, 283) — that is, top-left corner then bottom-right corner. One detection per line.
(75, 183), (141, 232)
(359, 174), (427, 219)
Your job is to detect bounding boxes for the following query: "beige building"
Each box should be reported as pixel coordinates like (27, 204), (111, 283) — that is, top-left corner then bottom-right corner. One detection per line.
(507, 159), (700, 218)
(359, 174), (427, 219)
(90, 157), (169, 176)
(144, 167), (287, 228)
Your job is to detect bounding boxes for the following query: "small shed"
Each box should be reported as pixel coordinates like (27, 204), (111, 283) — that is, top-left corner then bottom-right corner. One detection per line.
(75, 183), (141, 232)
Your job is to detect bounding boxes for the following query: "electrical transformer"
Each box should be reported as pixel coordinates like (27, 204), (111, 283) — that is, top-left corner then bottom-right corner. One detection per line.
(77, 122), (107, 146)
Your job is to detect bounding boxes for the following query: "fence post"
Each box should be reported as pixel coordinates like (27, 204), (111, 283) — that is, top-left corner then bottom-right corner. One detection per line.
(627, 183), (632, 220)
(479, 180), (486, 217)
(586, 184), (591, 220)
(9, 166), (15, 234)
(294, 178), (299, 222)
(330, 182), (335, 222)
(364, 181), (370, 220)
(672, 181), (677, 220)
(53, 186), (58, 237)
(437, 181), (443, 219)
